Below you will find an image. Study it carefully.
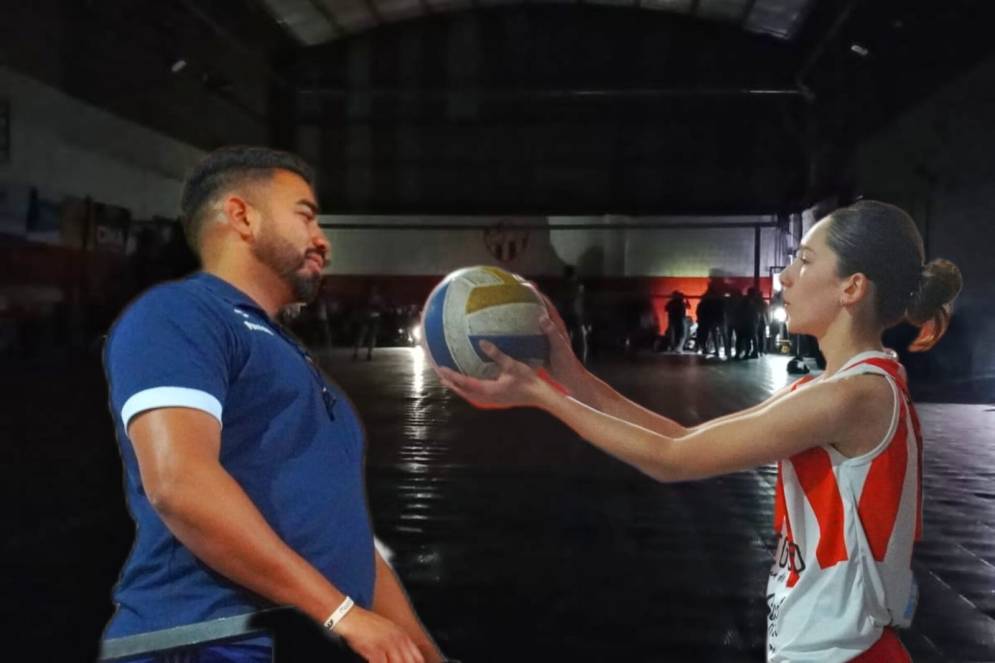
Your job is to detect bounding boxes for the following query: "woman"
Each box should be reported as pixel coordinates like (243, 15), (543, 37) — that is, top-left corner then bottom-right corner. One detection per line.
(435, 201), (962, 662)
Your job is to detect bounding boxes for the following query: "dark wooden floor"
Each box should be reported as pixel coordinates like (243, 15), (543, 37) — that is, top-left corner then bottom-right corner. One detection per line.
(4, 348), (994, 662)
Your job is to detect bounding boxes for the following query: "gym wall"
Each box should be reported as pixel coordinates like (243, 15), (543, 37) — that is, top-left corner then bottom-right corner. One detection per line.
(0, 66), (204, 221)
(854, 55), (995, 382)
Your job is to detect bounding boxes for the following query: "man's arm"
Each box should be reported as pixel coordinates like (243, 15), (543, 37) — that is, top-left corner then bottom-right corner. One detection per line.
(371, 550), (444, 663)
(129, 407), (424, 663)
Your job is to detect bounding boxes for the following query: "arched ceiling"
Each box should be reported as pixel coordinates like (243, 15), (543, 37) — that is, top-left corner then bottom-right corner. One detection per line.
(258, 0), (817, 45)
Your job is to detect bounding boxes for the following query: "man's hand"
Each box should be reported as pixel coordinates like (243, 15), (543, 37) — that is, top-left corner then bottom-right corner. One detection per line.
(335, 607), (425, 663)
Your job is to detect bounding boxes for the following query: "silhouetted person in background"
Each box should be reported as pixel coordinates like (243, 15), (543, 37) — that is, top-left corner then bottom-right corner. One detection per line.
(353, 285), (386, 361)
(557, 266), (589, 364)
(747, 287), (769, 358)
(696, 285), (721, 357)
(719, 290), (736, 359)
(732, 288), (755, 359)
(665, 291), (689, 352)
(309, 296), (333, 349)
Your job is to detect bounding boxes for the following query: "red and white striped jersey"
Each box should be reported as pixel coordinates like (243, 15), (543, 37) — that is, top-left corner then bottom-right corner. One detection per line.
(766, 351), (923, 662)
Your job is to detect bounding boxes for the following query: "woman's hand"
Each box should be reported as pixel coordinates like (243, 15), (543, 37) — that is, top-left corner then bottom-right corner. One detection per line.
(534, 291), (591, 396)
(436, 341), (558, 410)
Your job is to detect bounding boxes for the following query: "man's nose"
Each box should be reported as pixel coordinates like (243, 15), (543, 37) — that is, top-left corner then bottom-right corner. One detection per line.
(312, 229), (330, 253)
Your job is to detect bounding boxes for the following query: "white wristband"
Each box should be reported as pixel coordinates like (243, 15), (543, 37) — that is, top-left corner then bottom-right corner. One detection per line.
(322, 596), (355, 631)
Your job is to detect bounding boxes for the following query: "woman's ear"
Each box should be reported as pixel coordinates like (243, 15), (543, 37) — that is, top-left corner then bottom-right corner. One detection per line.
(840, 272), (871, 307)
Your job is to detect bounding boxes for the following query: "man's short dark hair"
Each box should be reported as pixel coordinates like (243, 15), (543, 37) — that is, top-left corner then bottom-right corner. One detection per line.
(179, 145), (315, 253)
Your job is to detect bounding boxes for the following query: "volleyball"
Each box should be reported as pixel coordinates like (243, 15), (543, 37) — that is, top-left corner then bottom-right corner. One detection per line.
(421, 266), (549, 379)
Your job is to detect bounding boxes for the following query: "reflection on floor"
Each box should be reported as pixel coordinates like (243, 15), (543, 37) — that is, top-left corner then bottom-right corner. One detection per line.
(4, 349), (994, 661)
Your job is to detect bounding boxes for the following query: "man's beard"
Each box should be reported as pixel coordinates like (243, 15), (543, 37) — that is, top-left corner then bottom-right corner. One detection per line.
(253, 226), (322, 303)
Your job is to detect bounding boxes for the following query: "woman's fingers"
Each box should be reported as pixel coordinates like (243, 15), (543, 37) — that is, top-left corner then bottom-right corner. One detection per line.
(538, 293), (570, 333)
(437, 367), (482, 392)
(539, 315), (568, 343)
(478, 340), (521, 373)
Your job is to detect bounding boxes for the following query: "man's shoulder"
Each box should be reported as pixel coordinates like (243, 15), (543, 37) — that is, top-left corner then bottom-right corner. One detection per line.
(136, 275), (202, 303)
(111, 276), (225, 337)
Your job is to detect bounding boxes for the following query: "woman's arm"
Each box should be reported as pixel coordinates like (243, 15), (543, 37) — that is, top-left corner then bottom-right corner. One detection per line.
(542, 383), (845, 481)
(534, 301), (798, 438)
(578, 372), (801, 439)
(535, 301), (690, 437)
(437, 344), (882, 482)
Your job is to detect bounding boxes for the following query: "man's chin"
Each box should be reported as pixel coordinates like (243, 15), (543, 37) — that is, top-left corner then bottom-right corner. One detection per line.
(290, 272), (321, 303)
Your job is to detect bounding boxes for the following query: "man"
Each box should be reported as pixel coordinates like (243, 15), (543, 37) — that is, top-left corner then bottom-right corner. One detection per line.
(352, 285), (386, 361)
(101, 146), (445, 663)
(556, 265), (589, 364)
(664, 291), (688, 352)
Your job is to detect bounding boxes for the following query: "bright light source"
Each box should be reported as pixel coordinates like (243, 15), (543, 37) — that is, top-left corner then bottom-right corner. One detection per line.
(170, 59), (188, 73)
(850, 44), (869, 57)
(772, 306), (787, 323)
(772, 272), (783, 293)
(411, 325), (422, 343)
(411, 345), (425, 395)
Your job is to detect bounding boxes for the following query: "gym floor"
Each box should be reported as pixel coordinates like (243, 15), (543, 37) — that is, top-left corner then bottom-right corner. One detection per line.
(5, 348), (994, 661)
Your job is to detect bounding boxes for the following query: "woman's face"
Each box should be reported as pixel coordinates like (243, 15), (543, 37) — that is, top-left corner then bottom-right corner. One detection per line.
(778, 218), (847, 337)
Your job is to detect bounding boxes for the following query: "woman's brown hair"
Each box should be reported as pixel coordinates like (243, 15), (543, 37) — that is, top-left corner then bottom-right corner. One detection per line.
(825, 200), (963, 351)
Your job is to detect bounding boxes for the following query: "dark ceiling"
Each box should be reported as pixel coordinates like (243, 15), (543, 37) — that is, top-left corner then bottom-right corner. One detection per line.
(1, 0), (993, 214)
(255, 0), (820, 45)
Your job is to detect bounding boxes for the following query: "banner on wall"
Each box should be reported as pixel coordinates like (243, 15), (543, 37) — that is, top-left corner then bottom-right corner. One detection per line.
(90, 201), (131, 253)
(0, 181), (31, 237)
(56, 196), (132, 252)
(25, 187), (62, 245)
(59, 197), (90, 249)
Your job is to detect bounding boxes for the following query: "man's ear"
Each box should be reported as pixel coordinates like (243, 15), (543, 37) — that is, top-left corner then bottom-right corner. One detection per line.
(840, 272), (871, 307)
(221, 194), (256, 242)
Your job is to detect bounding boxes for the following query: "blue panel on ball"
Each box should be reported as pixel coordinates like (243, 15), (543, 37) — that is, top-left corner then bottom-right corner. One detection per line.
(468, 335), (550, 363)
(423, 281), (459, 371)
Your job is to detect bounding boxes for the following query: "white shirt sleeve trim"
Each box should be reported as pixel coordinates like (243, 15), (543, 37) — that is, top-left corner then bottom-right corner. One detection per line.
(121, 387), (223, 430)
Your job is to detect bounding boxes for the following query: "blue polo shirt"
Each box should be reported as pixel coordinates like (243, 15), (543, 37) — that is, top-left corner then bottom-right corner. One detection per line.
(103, 272), (375, 638)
